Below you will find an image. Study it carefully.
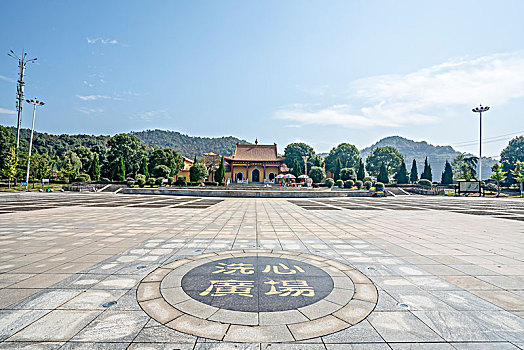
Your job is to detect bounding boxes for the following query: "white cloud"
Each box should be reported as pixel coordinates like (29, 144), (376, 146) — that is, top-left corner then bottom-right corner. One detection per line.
(0, 107), (16, 115)
(276, 51), (524, 129)
(78, 107), (103, 115)
(87, 37), (118, 45)
(132, 110), (170, 122)
(0, 75), (15, 83)
(76, 94), (111, 101)
(83, 80), (93, 87)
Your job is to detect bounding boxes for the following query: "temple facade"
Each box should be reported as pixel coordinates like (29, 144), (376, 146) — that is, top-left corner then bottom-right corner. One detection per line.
(224, 141), (287, 183)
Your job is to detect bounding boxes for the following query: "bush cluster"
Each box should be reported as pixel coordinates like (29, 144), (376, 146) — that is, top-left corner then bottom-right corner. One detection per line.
(375, 182), (385, 191)
(364, 181), (372, 190)
(335, 179), (344, 188)
(324, 178), (334, 188)
(344, 179), (354, 189)
(126, 180), (135, 187)
(136, 174), (146, 187)
(355, 180), (363, 189)
(418, 179), (432, 187)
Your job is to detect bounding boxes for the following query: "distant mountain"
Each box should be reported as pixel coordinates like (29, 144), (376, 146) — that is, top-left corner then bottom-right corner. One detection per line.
(131, 129), (248, 158)
(360, 136), (496, 179)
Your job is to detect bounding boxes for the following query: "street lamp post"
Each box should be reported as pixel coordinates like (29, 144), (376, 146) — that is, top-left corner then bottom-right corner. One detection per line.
(8, 50), (37, 150)
(472, 104), (490, 181)
(25, 98), (44, 191)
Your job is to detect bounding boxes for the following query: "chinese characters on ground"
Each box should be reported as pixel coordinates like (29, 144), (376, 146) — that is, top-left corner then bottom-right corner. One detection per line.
(200, 262), (314, 298)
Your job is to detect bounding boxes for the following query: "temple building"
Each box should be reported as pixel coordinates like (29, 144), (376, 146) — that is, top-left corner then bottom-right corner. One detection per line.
(224, 140), (288, 183)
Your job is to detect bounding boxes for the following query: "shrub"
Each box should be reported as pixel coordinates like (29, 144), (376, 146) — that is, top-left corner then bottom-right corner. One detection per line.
(152, 165), (171, 179)
(126, 180), (135, 187)
(375, 182), (385, 191)
(175, 178), (187, 186)
(344, 179), (354, 188)
(167, 176), (175, 185)
(155, 177), (165, 186)
(355, 180), (363, 189)
(187, 181), (200, 186)
(204, 181), (218, 186)
(363, 176), (372, 183)
(148, 178), (156, 187)
(309, 166), (326, 183)
(340, 168), (357, 182)
(336, 179), (344, 188)
(485, 183), (497, 192)
(136, 174), (146, 188)
(189, 164), (209, 182)
(324, 178), (334, 188)
(418, 179), (432, 187)
(75, 173), (91, 182)
(364, 181), (372, 190)
(312, 183), (321, 188)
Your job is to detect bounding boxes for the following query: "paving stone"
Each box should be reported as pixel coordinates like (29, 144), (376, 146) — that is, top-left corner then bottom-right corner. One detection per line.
(166, 314), (229, 340)
(368, 311), (443, 342)
(224, 324), (294, 343)
(8, 309), (100, 341)
(71, 311), (149, 342)
(288, 315), (350, 341)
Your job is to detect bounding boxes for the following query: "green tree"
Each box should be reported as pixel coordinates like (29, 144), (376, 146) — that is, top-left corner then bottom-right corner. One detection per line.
(490, 163), (506, 196)
(107, 133), (146, 177)
(215, 156), (225, 185)
(189, 163), (209, 182)
(377, 163), (389, 183)
(394, 159), (409, 184)
(420, 157), (432, 181)
(410, 159), (418, 183)
(365, 146), (404, 176)
(61, 158), (76, 183)
(291, 158), (302, 177)
(511, 161), (524, 195)
(89, 153), (101, 181)
(325, 143), (360, 177)
(0, 126), (16, 168)
(501, 136), (524, 185)
(152, 165), (171, 178)
(149, 147), (183, 176)
(340, 168), (357, 182)
(139, 156), (150, 180)
(72, 146), (94, 173)
(441, 160), (453, 185)
(116, 156), (126, 181)
(283, 143), (315, 174)
(308, 166), (326, 183)
(2, 147), (18, 188)
(334, 158), (343, 180)
(357, 159), (365, 181)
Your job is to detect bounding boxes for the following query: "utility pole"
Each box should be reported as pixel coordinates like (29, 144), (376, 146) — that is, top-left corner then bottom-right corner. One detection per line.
(25, 98), (44, 191)
(472, 104), (490, 181)
(7, 50), (37, 150)
(302, 155), (309, 176)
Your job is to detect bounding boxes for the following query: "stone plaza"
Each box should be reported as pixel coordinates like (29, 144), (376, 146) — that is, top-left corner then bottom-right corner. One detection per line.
(0, 192), (523, 349)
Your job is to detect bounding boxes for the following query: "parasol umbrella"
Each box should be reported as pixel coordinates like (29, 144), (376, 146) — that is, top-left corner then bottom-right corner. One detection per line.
(283, 174), (296, 179)
(275, 174), (285, 179)
(298, 174), (309, 179)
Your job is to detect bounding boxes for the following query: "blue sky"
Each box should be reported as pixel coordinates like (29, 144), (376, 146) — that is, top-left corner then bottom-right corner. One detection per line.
(1, 0), (523, 157)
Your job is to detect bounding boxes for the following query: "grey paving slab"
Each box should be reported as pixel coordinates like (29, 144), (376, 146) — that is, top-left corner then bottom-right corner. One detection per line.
(367, 311), (444, 342)
(71, 310), (150, 342)
(8, 309), (100, 341)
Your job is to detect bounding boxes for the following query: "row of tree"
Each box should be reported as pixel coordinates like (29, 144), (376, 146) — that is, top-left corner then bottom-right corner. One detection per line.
(283, 137), (524, 186)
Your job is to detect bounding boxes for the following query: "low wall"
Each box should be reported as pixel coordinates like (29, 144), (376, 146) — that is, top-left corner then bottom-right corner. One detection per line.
(122, 188), (373, 198)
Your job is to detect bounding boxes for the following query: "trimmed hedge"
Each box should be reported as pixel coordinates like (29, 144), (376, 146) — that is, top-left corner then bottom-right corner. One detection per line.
(344, 180), (354, 189)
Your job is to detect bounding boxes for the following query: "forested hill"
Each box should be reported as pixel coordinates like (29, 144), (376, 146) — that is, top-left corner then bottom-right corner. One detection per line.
(130, 129), (248, 158)
(360, 136), (495, 178)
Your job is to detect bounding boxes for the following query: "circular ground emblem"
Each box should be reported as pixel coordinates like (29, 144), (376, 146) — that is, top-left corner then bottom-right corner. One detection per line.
(181, 256), (334, 312)
(137, 250), (377, 343)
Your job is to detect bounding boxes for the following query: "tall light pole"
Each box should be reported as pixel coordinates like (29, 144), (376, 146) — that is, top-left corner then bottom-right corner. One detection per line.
(25, 98), (44, 191)
(472, 104), (490, 181)
(8, 50), (37, 150)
